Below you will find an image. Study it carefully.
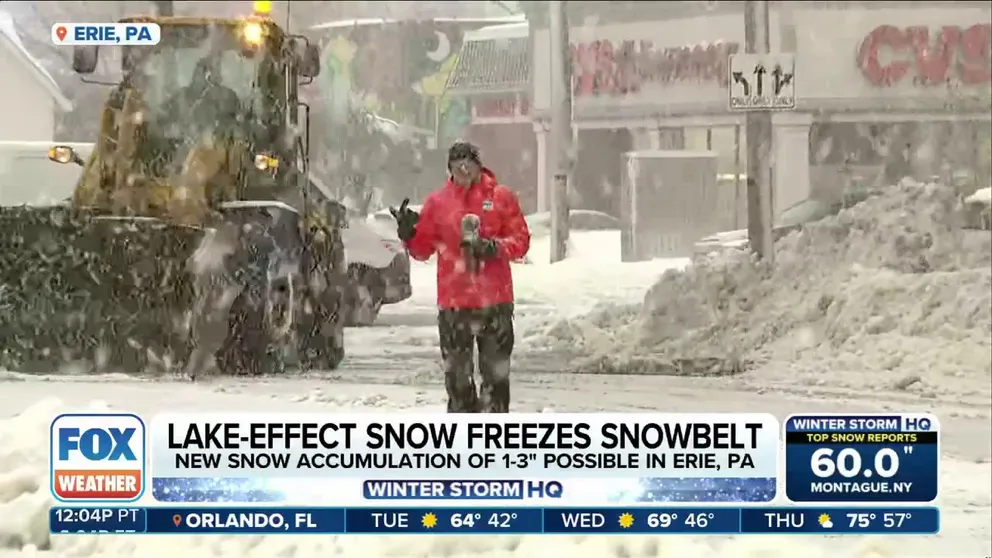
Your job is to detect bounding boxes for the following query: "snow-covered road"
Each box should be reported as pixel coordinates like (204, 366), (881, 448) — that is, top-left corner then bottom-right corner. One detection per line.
(1, 229), (989, 557)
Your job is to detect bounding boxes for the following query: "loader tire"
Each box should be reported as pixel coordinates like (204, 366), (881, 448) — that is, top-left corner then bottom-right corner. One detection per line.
(297, 288), (344, 372)
(215, 289), (284, 376)
(344, 265), (384, 326)
(297, 225), (346, 371)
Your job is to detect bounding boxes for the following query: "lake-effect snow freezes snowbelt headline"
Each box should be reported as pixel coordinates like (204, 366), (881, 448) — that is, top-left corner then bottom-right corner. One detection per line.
(148, 413), (781, 478)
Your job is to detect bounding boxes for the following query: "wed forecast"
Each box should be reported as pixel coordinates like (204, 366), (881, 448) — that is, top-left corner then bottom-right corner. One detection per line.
(144, 412), (780, 504)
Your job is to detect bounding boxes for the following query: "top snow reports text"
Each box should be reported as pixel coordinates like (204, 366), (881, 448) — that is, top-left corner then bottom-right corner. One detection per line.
(168, 421), (765, 451)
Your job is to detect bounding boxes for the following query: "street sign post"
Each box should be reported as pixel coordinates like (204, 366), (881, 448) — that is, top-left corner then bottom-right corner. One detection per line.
(729, 53), (795, 111)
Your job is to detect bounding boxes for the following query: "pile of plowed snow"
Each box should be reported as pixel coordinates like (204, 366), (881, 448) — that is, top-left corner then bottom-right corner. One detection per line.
(544, 181), (991, 393)
(0, 398), (934, 558)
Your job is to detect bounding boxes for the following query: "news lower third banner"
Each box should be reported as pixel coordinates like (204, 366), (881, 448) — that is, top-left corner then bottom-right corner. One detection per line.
(149, 413), (779, 503)
(50, 506), (940, 535)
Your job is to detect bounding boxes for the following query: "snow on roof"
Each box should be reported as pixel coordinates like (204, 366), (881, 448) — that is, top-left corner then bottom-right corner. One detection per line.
(463, 21), (528, 42)
(447, 28), (529, 94)
(219, 200), (298, 213)
(310, 17), (390, 30)
(310, 14), (525, 31)
(0, 11), (72, 112)
(624, 149), (719, 159)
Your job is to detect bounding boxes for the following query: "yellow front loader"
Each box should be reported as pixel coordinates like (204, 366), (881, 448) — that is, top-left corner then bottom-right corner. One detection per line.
(0, 5), (348, 376)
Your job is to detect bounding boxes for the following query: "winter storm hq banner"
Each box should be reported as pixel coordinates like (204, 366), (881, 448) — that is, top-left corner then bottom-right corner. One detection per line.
(52, 413), (780, 505)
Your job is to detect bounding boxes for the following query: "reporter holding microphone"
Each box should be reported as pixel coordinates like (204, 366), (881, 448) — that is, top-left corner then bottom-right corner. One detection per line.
(389, 141), (531, 413)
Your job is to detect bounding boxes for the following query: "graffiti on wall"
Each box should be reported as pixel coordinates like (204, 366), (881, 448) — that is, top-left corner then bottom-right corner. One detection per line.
(571, 39), (740, 97)
(311, 21), (479, 146)
(858, 24), (991, 87)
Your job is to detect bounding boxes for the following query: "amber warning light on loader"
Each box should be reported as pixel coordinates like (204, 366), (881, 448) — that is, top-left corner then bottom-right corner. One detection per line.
(52, 23), (161, 46)
(254, 1), (273, 15)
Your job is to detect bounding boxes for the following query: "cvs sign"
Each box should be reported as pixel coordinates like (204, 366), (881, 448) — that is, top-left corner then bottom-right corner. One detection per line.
(50, 413), (146, 502)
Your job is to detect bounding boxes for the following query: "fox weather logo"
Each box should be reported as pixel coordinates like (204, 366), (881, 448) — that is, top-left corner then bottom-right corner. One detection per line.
(49, 413), (146, 502)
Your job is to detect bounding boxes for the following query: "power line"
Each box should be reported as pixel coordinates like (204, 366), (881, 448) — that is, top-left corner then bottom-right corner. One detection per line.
(489, 1), (519, 15)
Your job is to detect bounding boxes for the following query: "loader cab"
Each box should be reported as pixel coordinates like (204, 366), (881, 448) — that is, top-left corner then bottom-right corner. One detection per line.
(71, 16), (321, 195)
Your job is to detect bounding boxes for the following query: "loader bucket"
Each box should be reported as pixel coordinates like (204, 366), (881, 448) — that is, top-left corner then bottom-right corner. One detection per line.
(0, 205), (202, 373)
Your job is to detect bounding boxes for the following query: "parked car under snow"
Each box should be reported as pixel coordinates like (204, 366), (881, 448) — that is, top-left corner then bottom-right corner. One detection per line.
(368, 204), (423, 231)
(692, 189), (884, 261)
(302, 176), (412, 327)
(342, 214), (412, 326)
(524, 210), (621, 235)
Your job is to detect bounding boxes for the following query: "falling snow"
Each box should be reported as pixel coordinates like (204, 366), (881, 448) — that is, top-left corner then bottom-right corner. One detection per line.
(0, 1), (990, 557)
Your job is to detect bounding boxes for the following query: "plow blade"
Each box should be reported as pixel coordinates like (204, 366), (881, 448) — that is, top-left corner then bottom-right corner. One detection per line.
(0, 205), (202, 373)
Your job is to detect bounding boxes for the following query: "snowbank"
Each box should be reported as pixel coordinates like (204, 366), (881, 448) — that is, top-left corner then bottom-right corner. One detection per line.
(4, 398), (983, 557)
(544, 181), (991, 394)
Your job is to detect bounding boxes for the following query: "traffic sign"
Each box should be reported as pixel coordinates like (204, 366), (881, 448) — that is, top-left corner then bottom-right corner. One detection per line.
(729, 53), (795, 111)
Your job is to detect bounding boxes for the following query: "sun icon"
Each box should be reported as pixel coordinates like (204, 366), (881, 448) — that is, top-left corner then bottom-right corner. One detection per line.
(421, 513), (438, 529)
(818, 513), (834, 529)
(618, 513), (635, 529)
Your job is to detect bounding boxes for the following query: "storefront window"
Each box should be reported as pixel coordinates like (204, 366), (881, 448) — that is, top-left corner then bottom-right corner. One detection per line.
(685, 126), (743, 178)
(810, 120), (990, 192)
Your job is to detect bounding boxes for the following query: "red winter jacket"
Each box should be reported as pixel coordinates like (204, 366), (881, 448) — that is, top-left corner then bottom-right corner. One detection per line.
(404, 168), (530, 309)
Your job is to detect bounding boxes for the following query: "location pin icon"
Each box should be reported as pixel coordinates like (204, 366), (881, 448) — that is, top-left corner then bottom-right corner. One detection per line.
(172, 514), (182, 527)
(55, 26), (67, 41)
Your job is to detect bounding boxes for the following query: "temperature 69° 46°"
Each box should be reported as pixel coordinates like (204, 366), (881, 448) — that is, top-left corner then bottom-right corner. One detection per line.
(647, 512), (715, 529)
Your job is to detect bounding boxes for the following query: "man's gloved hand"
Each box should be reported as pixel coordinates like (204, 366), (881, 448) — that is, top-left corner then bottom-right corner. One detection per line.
(461, 236), (499, 259)
(389, 198), (419, 242)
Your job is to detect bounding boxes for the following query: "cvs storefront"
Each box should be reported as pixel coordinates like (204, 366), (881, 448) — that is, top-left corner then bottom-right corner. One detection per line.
(529, 2), (990, 221)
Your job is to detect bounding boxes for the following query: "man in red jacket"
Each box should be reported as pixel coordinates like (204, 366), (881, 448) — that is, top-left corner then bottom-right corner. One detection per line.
(390, 141), (530, 413)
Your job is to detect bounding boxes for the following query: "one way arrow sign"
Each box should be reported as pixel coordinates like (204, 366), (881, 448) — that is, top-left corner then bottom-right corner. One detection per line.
(728, 53), (796, 111)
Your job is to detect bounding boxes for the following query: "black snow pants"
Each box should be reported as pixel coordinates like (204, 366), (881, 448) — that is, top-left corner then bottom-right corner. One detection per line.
(438, 303), (514, 413)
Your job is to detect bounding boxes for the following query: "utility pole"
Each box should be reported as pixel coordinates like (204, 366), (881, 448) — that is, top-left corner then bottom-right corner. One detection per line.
(744, 0), (775, 264)
(548, 0), (572, 263)
(152, 1), (175, 95)
(151, 1), (173, 16)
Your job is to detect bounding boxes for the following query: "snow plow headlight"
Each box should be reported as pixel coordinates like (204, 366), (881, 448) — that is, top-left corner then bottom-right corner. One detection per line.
(242, 21), (265, 45)
(254, 153), (279, 171)
(48, 145), (76, 164)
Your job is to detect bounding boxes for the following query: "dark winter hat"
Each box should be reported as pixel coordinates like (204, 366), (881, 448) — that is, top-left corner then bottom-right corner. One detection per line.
(448, 140), (481, 167)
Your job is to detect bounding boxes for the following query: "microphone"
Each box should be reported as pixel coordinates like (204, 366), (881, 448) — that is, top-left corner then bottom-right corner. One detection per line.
(461, 214), (481, 273)
(461, 213), (480, 242)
